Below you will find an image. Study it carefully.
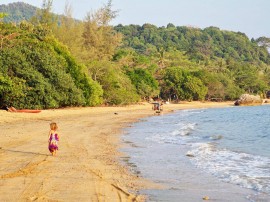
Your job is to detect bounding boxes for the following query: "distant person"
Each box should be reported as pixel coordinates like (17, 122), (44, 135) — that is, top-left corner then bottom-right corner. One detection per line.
(160, 102), (163, 111)
(48, 122), (60, 156)
(152, 103), (160, 111)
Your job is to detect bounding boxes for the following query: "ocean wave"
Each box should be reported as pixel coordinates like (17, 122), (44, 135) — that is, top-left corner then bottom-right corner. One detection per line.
(187, 143), (270, 193)
(172, 122), (197, 136)
(144, 122), (197, 145)
(177, 109), (206, 117)
(145, 134), (184, 145)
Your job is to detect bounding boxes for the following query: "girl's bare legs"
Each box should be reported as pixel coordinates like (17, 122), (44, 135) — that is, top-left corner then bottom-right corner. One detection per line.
(52, 150), (57, 156)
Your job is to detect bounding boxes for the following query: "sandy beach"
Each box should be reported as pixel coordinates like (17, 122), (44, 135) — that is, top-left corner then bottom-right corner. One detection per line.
(0, 101), (233, 201)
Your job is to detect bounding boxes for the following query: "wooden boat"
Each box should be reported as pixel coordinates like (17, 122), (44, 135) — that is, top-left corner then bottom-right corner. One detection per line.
(15, 109), (41, 113)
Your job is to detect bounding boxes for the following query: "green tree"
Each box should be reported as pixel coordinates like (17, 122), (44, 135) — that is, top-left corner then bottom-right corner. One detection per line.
(52, 1), (84, 61)
(162, 67), (207, 101)
(183, 76), (207, 101)
(81, 0), (122, 61)
(98, 64), (139, 105)
(0, 22), (103, 108)
(0, 73), (25, 106)
(31, 0), (56, 27)
(0, 12), (7, 20)
(256, 37), (270, 49)
(126, 68), (159, 100)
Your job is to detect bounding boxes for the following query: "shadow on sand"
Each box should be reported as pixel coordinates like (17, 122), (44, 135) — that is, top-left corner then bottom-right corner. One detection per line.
(0, 148), (49, 156)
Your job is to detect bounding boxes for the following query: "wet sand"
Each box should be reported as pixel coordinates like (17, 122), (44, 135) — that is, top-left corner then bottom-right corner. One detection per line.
(0, 101), (233, 201)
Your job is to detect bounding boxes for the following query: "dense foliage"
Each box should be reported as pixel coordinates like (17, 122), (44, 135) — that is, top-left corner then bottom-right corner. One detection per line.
(114, 24), (270, 101)
(114, 24), (270, 64)
(1, 1), (270, 109)
(0, 22), (102, 109)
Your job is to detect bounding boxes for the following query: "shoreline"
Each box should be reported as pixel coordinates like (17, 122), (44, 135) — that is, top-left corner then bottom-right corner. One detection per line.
(122, 104), (270, 202)
(0, 101), (234, 201)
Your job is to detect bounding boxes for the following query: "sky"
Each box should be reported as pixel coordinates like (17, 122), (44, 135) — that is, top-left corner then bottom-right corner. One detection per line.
(1, 0), (269, 39)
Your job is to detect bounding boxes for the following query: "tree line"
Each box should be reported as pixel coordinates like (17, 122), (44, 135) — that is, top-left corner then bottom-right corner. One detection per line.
(0, 0), (270, 109)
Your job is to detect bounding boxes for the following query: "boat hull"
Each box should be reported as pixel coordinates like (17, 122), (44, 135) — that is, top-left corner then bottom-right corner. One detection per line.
(16, 109), (41, 113)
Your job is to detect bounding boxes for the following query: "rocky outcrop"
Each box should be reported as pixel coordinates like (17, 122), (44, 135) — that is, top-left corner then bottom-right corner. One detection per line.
(234, 94), (263, 106)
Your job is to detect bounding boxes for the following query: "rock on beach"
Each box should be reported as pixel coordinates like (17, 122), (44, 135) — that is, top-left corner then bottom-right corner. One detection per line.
(234, 94), (262, 106)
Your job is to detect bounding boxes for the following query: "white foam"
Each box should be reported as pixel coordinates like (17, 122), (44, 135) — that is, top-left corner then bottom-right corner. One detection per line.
(188, 143), (270, 193)
(146, 134), (181, 145)
(172, 122), (197, 136)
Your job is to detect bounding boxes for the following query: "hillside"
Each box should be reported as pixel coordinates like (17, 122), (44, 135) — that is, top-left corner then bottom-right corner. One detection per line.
(0, 2), (38, 23)
(115, 24), (270, 65)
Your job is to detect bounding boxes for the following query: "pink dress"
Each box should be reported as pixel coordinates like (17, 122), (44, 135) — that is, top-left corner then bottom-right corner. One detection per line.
(48, 133), (59, 152)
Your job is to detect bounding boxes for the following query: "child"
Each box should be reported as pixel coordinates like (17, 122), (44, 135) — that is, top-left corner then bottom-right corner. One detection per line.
(48, 122), (60, 156)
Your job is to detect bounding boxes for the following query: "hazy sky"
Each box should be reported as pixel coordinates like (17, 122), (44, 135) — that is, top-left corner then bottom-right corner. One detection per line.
(1, 0), (269, 39)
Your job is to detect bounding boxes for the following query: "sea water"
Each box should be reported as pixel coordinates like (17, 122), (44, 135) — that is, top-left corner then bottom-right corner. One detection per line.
(122, 105), (270, 201)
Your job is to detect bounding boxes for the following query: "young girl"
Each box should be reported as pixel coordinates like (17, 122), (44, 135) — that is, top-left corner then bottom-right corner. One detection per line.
(48, 122), (60, 156)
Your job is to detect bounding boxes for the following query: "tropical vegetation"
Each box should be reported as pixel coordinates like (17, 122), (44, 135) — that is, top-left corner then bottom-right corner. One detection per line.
(0, 0), (270, 109)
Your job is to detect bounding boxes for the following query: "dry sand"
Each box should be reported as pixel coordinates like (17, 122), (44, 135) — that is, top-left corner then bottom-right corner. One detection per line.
(0, 101), (233, 202)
